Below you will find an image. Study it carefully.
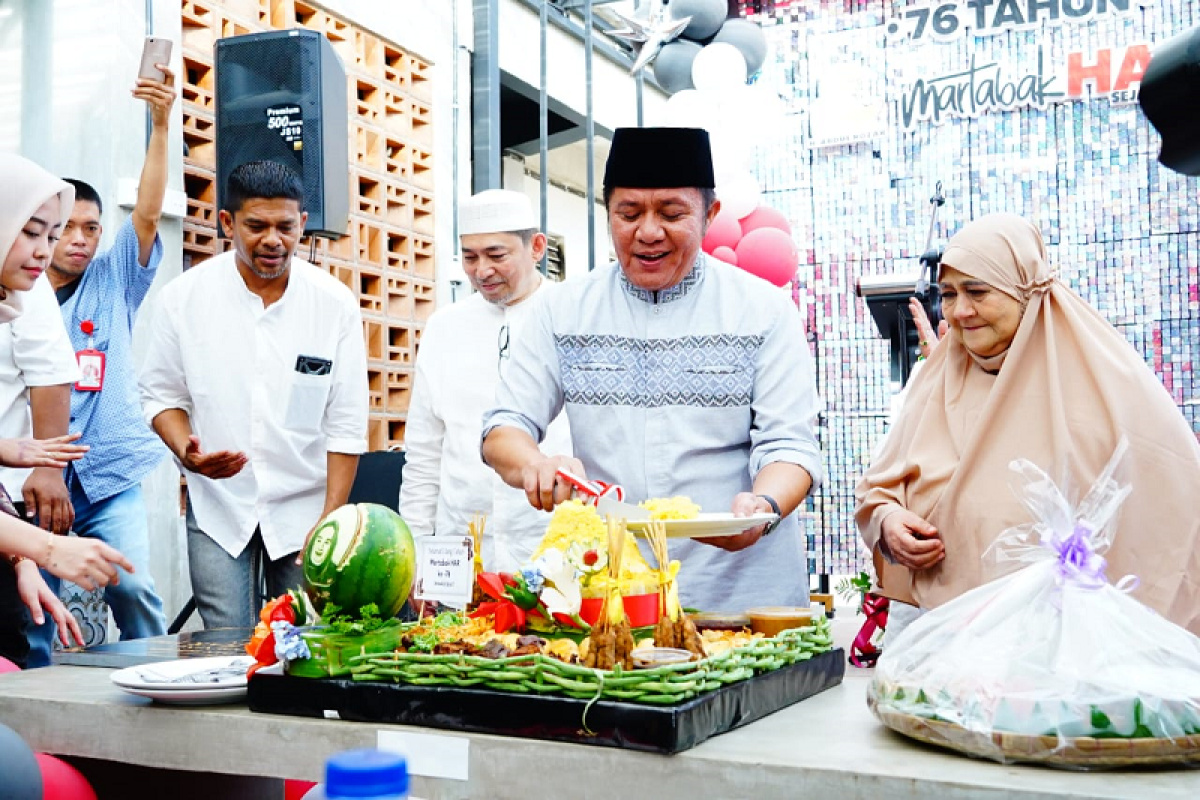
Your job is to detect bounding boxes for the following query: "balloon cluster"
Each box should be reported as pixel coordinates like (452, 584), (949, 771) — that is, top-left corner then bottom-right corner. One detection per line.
(702, 205), (797, 287)
(651, 1), (769, 96)
(646, 3), (793, 286)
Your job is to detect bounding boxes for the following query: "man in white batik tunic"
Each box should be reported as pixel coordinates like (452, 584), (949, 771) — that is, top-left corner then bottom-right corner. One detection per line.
(482, 127), (824, 612)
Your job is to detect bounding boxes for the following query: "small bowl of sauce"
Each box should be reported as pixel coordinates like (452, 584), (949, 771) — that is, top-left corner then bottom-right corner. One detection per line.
(746, 606), (814, 637)
(631, 647), (695, 668)
(687, 612), (751, 632)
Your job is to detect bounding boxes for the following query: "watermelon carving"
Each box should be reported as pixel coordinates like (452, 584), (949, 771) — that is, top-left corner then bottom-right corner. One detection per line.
(303, 503), (416, 619)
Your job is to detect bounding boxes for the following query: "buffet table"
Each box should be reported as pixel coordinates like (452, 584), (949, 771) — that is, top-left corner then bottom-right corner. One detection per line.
(1, 661), (1195, 799)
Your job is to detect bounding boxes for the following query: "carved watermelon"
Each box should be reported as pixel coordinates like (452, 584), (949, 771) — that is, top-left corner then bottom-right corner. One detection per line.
(303, 503), (416, 619)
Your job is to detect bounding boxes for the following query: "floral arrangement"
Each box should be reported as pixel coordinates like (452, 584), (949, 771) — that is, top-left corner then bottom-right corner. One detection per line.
(836, 570), (889, 668)
(534, 499), (658, 598)
(245, 590), (312, 674)
(470, 549), (586, 633)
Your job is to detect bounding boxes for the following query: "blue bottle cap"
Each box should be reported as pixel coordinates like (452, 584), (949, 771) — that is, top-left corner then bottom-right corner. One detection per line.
(325, 749), (409, 798)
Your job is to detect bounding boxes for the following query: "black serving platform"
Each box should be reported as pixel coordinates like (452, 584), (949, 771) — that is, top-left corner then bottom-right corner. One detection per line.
(53, 628), (253, 669)
(248, 648), (844, 754)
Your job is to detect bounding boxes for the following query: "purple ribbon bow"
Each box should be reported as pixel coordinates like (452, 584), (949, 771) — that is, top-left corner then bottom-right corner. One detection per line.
(1051, 522), (1139, 594)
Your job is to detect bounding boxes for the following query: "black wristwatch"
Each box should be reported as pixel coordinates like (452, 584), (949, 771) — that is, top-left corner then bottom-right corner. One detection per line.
(756, 494), (783, 537)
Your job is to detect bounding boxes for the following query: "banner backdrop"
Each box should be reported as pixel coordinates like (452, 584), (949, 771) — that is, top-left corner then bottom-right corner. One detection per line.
(749, 0), (1197, 577)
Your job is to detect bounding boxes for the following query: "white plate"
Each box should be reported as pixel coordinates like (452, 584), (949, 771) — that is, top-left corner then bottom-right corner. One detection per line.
(111, 656), (255, 691)
(626, 512), (778, 538)
(113, 684), (249, 705)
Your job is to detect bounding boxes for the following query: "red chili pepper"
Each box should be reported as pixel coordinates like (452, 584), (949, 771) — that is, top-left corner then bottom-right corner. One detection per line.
(469, 601), (500, 620)
(552, 611), (583, 628)
(494, 602), (525, 634)
(250, 632), (278, 665)
(499, 572), (519, 589)
(269, 598), (296, 623)
(477, 573), (507, 601)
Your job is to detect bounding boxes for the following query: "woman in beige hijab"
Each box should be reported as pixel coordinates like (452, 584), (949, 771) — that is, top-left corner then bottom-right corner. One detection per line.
(0, 153), (135, 661)
(856, 212), (1200, 634)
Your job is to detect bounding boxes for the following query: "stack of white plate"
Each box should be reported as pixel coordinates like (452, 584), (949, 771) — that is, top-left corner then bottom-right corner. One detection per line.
(110, 656), (255, 705)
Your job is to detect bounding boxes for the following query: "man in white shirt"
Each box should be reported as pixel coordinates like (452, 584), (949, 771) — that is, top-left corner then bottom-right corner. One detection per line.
(400, 190), (570, 570)
(139, 161), (368, 629)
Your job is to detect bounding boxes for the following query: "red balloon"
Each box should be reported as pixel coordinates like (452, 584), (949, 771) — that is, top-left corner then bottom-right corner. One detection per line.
(287, 779), (319, 799)
(36, 754), (97, 800)
(701, 208), (743, 254)
(0, 655), (20, 673)
(734, 227), (798, 287)
(711, 245), (738, 265)
(740, 205), (792, 237)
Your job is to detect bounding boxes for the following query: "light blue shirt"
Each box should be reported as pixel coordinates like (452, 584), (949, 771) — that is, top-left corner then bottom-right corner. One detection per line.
(61, 218), (167, 503)
(484, 255), (824, 611)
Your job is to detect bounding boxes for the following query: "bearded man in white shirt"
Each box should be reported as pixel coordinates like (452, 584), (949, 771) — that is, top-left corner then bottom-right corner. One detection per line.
(400, 190), (570, 571)
(139, 161), (368, 629)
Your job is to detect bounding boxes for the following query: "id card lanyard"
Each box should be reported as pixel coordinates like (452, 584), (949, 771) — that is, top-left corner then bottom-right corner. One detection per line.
(74, 320), (105, 392)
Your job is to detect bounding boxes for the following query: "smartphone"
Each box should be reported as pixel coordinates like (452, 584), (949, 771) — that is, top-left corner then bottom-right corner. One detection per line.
(137, 36), (173, 82)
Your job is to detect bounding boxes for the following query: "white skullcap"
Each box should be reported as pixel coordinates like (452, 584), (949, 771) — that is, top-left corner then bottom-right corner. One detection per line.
(458, 189), (537, 236)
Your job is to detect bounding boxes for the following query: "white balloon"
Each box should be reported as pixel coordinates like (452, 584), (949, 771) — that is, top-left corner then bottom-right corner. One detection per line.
(661, 88), (710, 129)
(708, 131), (750, 177)
(715, 169), (761, 220)
(709, 86), (757, 141)
(691, 42), (748, 93)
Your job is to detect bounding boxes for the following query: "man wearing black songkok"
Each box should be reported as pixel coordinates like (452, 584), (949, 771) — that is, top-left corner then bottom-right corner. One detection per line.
(482, 128), (823, 612)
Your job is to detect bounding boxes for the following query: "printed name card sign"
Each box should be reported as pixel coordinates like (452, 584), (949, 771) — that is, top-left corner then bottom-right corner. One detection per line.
(412, 536), (474, 606)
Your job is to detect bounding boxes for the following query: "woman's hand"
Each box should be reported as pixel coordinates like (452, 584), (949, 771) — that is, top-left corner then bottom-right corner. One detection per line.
(0, 433), (88, 468)
(880, 508), (945, 570)
(910, 298), (949, 359)
(37, 535), (134, 591)
(14, 559), (86, 649)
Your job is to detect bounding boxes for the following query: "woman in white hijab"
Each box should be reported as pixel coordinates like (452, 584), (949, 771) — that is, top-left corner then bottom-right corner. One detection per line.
(0, 153), (134, 663)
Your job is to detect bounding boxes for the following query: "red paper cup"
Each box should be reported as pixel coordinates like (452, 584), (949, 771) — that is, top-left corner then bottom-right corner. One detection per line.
(579, 597), (603, 626)
(578, 594), (660, 628)
(622, 593), (660, 628)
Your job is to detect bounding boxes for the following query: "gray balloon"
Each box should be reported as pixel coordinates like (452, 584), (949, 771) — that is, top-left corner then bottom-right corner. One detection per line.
(712, 18), (769, 76)
(653, 39), (702, 95)
(0, 723), (42, 800)
(670, 0), (728, 42)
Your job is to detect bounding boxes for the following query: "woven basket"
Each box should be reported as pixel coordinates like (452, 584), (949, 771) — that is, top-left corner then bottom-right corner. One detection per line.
(331, 617), (834, 705)
(872, 701), (1200, 768)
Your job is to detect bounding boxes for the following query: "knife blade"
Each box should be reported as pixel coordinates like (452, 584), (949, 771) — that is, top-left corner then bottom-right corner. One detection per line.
(596, 493), (651, 522)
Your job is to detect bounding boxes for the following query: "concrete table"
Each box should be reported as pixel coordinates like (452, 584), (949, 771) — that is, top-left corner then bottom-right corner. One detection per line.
(1, 665), (1196, 799)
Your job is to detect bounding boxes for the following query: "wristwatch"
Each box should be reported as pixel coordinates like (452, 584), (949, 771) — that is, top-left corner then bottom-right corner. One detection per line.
(756, 494), (783, 537)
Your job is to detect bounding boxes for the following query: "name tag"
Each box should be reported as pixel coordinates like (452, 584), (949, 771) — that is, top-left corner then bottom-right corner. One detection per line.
(75, 349), (105, 392)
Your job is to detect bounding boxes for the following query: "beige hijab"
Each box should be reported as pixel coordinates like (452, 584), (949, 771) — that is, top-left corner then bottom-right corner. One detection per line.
(856, 213), (1200, 634)
(0, 153), (75, 322)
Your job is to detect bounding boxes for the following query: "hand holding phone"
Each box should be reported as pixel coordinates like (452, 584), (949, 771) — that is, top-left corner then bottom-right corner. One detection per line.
(135, 37), (177, 129)
(138, 36), (173, 82)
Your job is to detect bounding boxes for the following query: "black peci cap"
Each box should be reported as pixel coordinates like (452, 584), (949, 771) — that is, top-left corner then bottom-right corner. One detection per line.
(603, 127), (716, 191)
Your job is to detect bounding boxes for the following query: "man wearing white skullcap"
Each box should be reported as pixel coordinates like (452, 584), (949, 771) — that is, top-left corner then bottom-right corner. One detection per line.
(400, 190), (571, 573)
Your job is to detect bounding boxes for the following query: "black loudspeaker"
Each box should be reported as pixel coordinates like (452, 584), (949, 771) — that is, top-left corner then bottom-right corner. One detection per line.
(215, 29), (349, 237)
(1140, 24), (1200, 177)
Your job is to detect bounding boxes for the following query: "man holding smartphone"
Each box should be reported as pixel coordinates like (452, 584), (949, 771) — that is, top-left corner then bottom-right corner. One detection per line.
(20, 60), (178, 665)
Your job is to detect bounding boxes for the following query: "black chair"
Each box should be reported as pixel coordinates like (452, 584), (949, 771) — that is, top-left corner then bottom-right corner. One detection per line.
(346, 448), (406, 510)
(167, 449), (407, 634)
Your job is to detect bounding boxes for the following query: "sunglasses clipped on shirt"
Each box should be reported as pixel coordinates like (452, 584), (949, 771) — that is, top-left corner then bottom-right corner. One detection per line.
(497, 323), (510, 376)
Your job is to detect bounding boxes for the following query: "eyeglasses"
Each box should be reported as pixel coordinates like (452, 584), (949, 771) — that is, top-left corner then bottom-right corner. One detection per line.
(497, 323), (510, 375)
